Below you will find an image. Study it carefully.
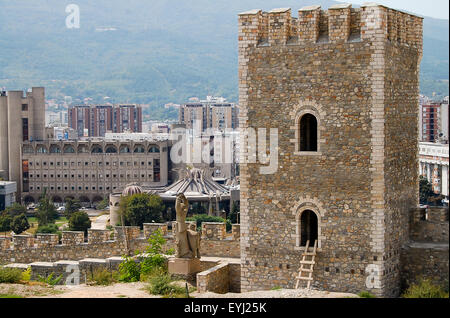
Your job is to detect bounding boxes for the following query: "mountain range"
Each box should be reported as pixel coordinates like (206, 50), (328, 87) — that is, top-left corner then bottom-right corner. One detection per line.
(0, 0), (448, 120)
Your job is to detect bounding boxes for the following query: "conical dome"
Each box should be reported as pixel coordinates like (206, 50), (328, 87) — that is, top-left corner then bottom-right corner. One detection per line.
(122, 184), (143, 197)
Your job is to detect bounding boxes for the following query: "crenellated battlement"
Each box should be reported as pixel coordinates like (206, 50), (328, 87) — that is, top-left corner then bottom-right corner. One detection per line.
(0, 223), (241, 264)
(238, 3), (422, 50)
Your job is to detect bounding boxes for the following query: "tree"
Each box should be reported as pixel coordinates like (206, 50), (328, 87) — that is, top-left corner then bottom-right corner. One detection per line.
(4, 203), (27, 217)
(119, 193), (164, 228)
(68, 211), (91, 234)
(11, 214), (30, 234)
(419, 176), (441, 205)
(0, 213), (12, 233)
(228, 201), (240, 224)
(64, 198), (81, 219)
(36, 190), (58, 226)
(95, 197), (109, 210)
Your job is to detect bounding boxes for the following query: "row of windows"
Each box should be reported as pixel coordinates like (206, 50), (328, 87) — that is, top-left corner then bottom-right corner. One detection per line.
(30, 173), (153, 179)
(30, 185), (118, 192)
(28, 161), (157, 167)
(24, 145), (161, 154)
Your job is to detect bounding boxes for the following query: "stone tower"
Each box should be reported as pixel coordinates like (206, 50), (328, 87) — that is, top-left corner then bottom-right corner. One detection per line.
(238, 4), (423, 297)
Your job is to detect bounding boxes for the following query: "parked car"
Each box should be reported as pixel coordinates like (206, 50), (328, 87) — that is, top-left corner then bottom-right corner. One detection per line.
(57, 206), (66, 212)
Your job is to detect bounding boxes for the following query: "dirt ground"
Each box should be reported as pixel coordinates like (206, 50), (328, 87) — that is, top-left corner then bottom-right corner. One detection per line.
(1, 282), (358, 298)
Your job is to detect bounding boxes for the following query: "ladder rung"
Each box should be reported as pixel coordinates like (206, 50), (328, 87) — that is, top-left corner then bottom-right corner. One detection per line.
(303, 253), (316, 256)
(300, 261), (315, 265)
(296, 277), (313, 281)
(300, 268), (313, 272)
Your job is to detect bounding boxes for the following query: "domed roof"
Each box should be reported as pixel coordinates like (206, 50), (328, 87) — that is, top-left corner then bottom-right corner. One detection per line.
(122, 184), (143, 197)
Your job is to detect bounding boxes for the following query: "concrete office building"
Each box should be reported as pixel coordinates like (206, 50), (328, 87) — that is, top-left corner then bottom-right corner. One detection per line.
(0, 181), (17, 211)
(21, 138), (169, 205)
(0, 87), (45, 198)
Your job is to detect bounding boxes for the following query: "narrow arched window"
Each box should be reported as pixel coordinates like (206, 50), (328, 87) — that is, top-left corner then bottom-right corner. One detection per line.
(300, 114), (318, 152)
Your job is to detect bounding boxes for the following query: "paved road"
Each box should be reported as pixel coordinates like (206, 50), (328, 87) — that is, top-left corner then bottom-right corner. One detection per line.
(90, 214), (109, 230)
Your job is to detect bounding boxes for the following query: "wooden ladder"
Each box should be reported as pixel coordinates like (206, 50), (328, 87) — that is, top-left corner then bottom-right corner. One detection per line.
(295, 240), (318, 289)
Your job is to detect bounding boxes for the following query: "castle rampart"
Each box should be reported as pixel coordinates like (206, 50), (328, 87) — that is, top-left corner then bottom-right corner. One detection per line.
(0, 223), (241, 264)
(239, 4), (422, 51)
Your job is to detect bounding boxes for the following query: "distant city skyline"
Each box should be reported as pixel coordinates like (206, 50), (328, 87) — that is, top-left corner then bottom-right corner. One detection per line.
(337, 0), (449, 20)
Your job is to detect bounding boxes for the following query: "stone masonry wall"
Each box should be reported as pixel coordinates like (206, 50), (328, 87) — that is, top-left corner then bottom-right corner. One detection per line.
(238, 3), (422, 297)
(401, 243), (449, 290)
(61, 231), (84, 246)
(202, 223), (226, 240)
(196, 261), (241, 293)
(197, 262), (230, 294)
(144, 223), (168, 238)
(0, 224), (240, 264)
(0, 238), (11, 250)
(400, 207), (449, 291)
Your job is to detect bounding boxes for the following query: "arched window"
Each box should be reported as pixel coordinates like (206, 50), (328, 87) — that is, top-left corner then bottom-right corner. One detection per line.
(134, 145), (145, 153)
(23, 145), (34, 154)
(91, 145), (103, 154)
(299, 114), (318, 152)
(105, 146), (117, 153)
(63, 145), (75, 154)
(300, 210), (318, 247)
(120, 145), (131, 154)
(78, 145), (89, 153)
(149, 145), (160, 153)
(36, 145), (48, 154)
(50, 145), (61, 154)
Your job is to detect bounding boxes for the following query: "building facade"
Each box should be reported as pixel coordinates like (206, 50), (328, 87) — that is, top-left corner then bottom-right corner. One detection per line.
(0, 87), (46, 198)
(0, 181), (17, 211)
(420, 102), (441, 142)
(419, 142), (449, 202)
(238, 4), (422, 297)
(178, 96), (239, 132)
(20, 139), (169, 205)
(68, 104), (143, 137)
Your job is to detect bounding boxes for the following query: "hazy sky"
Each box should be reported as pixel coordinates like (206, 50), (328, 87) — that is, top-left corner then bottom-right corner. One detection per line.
(336, 0), (449, 19)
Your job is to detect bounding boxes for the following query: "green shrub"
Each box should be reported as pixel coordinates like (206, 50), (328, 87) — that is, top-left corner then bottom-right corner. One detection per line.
(36, 224), (62, 240)
(21, 267), (32, 282)
(186, 215), (231, 232)
(358, 291), (376, 298)
(402, 279), (449, 298)
(0, 214), (12, 232)
(0, 267), (24, 284)
(148, 274), (185, 296)
(11, 214), (30, 234)
(119, 193), (164, 228)
(118, 256), (141, 282)
(68, 211), (91, 233)
(88, 268), (118, 286)
(37, 273), (63, 286)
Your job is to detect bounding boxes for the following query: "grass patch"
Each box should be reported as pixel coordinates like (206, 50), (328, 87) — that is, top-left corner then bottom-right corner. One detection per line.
(402, 279), (449, 298)
(271, 286), (282, 291)
(358, 291), (376, 298)
(88, 268), (119, 286)
(0, 294), (23, 298)
(146, 273), (193, 298)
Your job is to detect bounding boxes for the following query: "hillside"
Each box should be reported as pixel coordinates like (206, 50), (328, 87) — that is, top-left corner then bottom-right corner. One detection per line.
(0, 0), (448, 120)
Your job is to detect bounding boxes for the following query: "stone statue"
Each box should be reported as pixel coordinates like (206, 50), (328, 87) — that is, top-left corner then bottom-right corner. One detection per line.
(175, 193), (201, 259)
